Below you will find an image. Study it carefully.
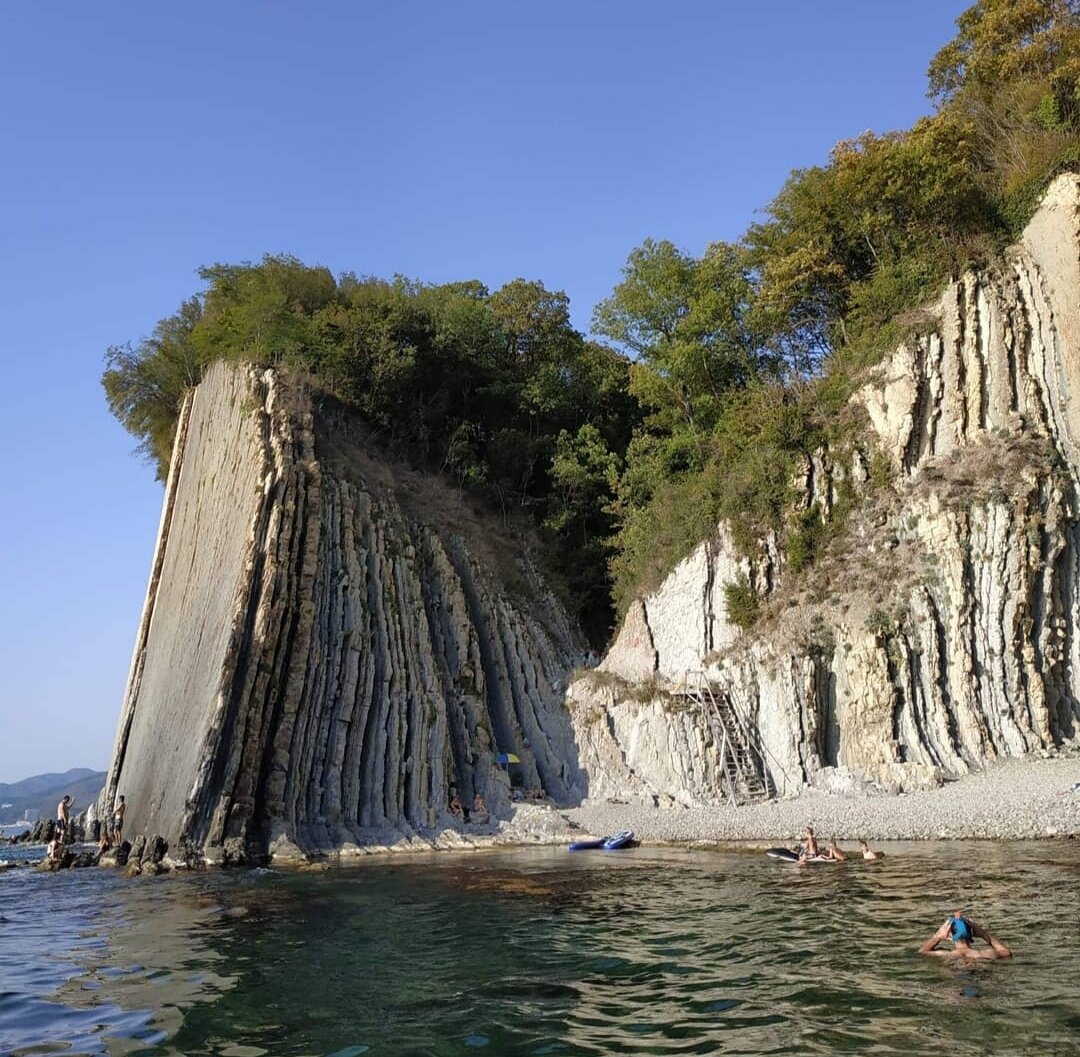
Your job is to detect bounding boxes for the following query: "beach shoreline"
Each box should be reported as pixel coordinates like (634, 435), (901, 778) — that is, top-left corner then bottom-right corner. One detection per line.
(312, 755), (1080, 860)
(557, 755), (1080, 848)
(7, 756), (1080, 871)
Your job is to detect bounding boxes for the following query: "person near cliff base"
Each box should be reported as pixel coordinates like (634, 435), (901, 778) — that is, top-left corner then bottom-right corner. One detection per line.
(112, 796), (126, 843)
(798, 825), (820, 861)
(919, 912), (1013, 960)
(56, 795), (72, 843)
(858, 839), (883, 861)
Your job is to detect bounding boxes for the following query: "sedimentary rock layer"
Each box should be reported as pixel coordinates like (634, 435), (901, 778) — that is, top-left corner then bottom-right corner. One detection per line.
(105, 363), (583, 861)
(575, 174), (1080, 802)
(107, 175), (1080, 854)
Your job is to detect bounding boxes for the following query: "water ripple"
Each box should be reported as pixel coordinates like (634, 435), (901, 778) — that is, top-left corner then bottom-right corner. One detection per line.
(1, 843), (1079, 1055)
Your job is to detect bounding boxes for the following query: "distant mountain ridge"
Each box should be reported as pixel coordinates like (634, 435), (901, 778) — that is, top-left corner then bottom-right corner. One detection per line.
(0, 768), (106, 823)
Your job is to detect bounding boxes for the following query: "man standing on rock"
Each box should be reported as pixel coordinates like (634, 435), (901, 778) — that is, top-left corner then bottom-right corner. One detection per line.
(112, 795), (126, 844)
(919, 912), (1012, 960)
(56, 795), (72, 844)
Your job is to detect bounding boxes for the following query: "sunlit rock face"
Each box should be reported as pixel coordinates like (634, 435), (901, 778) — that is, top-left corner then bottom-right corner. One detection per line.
(105, 362), (584, 862)
(107, 177), (1080, 855)
(571, 174), (1080, 802)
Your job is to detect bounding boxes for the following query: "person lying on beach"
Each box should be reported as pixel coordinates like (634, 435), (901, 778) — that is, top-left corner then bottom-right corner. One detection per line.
(858, 840), (883, 861)
(919, 912), (1012, 960)
(825, 837), (846, 861)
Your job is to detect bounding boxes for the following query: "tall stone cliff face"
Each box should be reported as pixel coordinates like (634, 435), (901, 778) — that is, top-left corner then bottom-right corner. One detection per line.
(108, 175), (1080, 860)
(572, 173), (1080, 802)
(105, 363), (584, 862)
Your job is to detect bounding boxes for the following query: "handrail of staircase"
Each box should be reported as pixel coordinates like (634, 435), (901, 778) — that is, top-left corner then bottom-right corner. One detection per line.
(680, 669), (793, 795)
(718, 729), (737, 803)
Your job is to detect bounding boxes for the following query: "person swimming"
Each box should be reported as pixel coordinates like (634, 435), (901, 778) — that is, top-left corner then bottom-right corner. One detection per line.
(858, 839), (883, 861)
(918, 911), (1012, 961)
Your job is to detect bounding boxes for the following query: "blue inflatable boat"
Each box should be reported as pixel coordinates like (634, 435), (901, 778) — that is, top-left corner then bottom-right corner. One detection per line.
(568, 830), (636, 851)
(568, 837), (607, 851)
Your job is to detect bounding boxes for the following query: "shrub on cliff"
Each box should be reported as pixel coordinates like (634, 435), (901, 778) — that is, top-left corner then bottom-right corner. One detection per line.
(104, 257), (638, 644)
(106, 1), (1080, 641)
(601, 0), (1080, 613)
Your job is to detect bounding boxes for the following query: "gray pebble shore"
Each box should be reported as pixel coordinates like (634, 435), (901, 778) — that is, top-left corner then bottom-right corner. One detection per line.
(557, 756), (1080, 845)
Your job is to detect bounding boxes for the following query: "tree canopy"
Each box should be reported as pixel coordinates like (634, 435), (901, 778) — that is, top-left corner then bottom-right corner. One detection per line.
(104, 258), (636, 642)
(106, 1), (1080, 639)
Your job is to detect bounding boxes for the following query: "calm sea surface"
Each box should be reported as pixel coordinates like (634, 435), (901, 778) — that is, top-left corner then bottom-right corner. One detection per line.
(1, 842), (1079, 1056)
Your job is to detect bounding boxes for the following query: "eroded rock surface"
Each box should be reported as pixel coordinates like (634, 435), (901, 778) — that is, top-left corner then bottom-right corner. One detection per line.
(105, 363), (584, 862)
(108, 176), (1080, 857)
(571, 174), (1080, 802)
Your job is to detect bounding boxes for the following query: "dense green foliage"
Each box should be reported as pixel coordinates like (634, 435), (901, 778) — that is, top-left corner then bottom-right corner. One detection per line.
(106, 1), (1080, 640)
(600, 0), (1080, 609)
(104, 264), (637, 642)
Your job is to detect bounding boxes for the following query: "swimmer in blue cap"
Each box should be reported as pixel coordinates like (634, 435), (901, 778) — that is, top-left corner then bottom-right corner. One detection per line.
(918, 911), (1012, 960)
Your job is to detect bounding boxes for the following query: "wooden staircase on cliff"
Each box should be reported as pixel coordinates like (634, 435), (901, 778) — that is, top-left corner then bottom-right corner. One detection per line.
(675, 672), (774, 805)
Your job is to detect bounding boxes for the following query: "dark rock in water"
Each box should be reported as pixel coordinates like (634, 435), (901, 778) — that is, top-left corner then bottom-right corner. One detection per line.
(71, 852), (96, 868)
(35, 850), (74, 872)
(129, 835), (147, 864)
(145, 834), (168, 865)
(25, 819), (56, 844)
(168, 838), (200, 870)
(113, 840), (132, 867)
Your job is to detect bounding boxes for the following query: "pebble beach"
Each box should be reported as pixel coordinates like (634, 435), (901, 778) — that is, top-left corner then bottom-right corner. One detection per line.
(556, 755), (1080, 847)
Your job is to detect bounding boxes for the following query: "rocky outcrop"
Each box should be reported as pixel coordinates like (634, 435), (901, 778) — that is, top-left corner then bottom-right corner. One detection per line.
(105, 363), (584, 863)
(108, 176), (1080, 855)
(572, 173), (1080, 801)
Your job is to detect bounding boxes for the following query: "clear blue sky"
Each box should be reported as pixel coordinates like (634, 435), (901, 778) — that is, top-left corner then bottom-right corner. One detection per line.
(0, 1), (960, 783)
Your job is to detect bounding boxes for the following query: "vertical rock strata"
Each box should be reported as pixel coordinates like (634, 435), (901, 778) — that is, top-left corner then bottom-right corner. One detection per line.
(109, 175), (1080, 852)
(106, 363), (583, 861)
(572, 173), (1080, 801)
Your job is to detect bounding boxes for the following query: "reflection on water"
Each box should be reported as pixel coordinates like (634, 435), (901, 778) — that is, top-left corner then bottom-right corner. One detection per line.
(2, 842), (1080, 1056)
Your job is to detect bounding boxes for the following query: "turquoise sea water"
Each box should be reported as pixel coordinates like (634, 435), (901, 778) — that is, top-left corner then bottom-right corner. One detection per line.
(1, 842), (1079, 1056)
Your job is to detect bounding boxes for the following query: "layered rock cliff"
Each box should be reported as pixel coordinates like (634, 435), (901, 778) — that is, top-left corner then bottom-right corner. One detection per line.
(107, 175), (1080, 862)
(104, 363), (585, 862)
(573, 173), (1080, 802)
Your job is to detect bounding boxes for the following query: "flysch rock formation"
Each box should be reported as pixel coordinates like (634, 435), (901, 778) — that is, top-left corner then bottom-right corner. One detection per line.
(571, 173), (1080, 804)
(104, 174), (1080, 864)
(104, 362), (585, 863)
